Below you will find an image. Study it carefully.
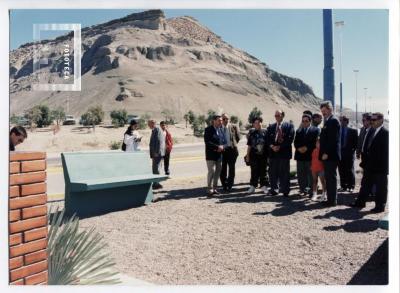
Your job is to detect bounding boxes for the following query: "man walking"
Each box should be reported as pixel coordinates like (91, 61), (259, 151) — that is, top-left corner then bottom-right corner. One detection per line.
(356, 113), (372, 160)
(220, 113), (241, 192)
(294, 114), (319, 196)
(352, 112), (388, 213)
(267, 110), (295, 197)
(160, 121), (173, 175)
(204, 115), (225, 196)
(148, 119), (166, 189)
(9, 126), (27, 151)
(338, 116), (358, 192)
(319, 101), (341, 207)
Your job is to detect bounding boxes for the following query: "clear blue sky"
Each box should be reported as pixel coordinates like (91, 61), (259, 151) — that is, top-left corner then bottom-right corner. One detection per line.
(10, 9), (388, 113)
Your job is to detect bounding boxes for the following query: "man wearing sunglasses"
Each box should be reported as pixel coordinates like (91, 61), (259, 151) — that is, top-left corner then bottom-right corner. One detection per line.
(9, 126), (27, 151)
(352, 112), (388, 213)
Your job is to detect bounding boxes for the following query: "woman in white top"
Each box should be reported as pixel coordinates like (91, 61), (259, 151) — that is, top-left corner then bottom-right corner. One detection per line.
(123, 120), (142, 152)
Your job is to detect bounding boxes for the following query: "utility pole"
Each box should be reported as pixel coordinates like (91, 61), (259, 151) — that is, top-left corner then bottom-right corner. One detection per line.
(323, 9), (335, 110)
(363, 87), (368, 113)
(353, 69), (359, 126)
(335, 21), (345, 114)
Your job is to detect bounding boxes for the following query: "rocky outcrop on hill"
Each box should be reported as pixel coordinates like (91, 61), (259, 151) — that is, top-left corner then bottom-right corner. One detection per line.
(9, 9), (321, 121)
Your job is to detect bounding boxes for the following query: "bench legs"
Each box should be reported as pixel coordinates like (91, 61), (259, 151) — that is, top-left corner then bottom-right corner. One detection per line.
(65, 183), (154, 218)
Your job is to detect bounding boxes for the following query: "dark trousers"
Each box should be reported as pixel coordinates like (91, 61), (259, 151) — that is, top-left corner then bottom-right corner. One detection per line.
(152, 156), (163, 187)
(269, 158), (290, 194)
(220, 147), (238, 188)
(338, 155), (355, 189)
(356, 171), (388, 209)
(296, 160), (312, 193)
(322, 161), (338, 205)
(250, 155), (267, 188)
(164, 152), (171, 174)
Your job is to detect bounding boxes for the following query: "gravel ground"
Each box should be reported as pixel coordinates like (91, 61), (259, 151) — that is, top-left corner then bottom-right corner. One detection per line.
(60, 171), (389, 285)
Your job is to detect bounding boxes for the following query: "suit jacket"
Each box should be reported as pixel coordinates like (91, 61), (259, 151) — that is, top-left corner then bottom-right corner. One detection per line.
(149, 127), (165, 158)
(267, 121), (295, 159)
(225, 124), (241, 149)
(204, 125), (223, 161)
(364, 126), (389, 175)
(340, 127), (358, 160)
(294, 126), (319, 161)
(319, 115), (341, 161)
(356, 126), (367, 156)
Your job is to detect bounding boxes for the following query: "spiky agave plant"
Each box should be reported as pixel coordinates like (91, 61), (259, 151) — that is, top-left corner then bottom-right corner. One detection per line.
(47, 206), (121, 285)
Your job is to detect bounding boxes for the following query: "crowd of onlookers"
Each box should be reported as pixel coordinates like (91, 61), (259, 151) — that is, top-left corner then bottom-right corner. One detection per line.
(9, 100), (388, 213)
(204, 101), (389, 213)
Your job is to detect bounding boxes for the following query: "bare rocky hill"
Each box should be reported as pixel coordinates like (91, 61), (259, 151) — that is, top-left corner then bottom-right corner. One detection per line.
(10, 9), (322, 122)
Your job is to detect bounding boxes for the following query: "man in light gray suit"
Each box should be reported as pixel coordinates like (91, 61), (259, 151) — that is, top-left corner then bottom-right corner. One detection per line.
(148, 119), (166, 189)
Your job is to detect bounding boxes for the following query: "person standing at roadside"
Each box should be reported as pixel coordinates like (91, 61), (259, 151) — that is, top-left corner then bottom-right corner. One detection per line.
(220, 113), (241, 192)
(319, 101), (341, 207)
(245, 117), (268, 194)
(294, 114), (319, 197)
(266, 110), (295, 197)
(123, 120), (142, 152)
(148, 119), (166, 189)
(204, 115), (225, 196)
(160, 121), (173, 176)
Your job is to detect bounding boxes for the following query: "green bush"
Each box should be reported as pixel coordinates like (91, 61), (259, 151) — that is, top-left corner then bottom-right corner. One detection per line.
(191, 116), (205, 137)
(206, 109), (216, 126)
(109, 140), (121, 150)
(51, 107), (66, 126)
(248, 107), (263, 124)
(24, 105), (53, 128)
(10, 114), (19, 124)
(80, 106), (104, 130)
(110, 109), (128, 127)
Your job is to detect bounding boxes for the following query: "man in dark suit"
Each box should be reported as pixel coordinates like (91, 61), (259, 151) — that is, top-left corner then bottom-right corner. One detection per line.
(294, 114), (319, 196)
(356, 113), (372, 160)
(220, 113), (241, 192)
(338, 115), (358, 192)
(319, 101), (341, 207)
(267, 110), (295, 197)
(204, 115), (225, 196)
(9, 126), (27, 151)
(352, 112), (388, 213)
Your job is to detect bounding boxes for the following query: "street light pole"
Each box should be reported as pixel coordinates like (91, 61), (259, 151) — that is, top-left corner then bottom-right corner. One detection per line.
(335, 21), (345, 114)
(353, 69), (359, 126)
(363, 87), (368, 113)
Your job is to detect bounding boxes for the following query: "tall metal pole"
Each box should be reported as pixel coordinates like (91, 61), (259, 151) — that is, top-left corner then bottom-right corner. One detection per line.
(363, 87), (368, 113)
(323, 10), (335, 110)
(335, 21), (345, 114)
(353, 69), (359, 126)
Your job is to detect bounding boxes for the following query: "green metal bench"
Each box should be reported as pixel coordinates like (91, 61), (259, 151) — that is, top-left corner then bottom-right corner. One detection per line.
(61, 151), (167, 218)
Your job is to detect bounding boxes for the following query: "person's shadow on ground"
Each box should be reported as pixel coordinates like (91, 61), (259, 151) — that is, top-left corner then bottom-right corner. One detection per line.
(323, 219), (380, 233)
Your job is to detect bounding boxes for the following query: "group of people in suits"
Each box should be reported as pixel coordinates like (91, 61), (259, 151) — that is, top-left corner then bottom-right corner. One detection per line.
(203, 100), (389, 213)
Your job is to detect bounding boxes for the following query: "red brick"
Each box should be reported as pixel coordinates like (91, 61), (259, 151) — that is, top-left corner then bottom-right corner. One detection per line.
(10, 233), (22, 246)
(10, 152), (46, 162)
(9, 194), (46, 210)
(9, 186), (20, 198)
(9, 216), (47, 234)
(24, 249), (47, 265)
(9, 238), (47, 258)
(24, 227), (47, 242)
(10, 162), (20, 174)
(9, 171), (46, 186)
(25, 271), (48, 285)
(10, 260), (47, 282)
(22, 205), (47, 219)
(10, 279), (24, 285)
(9, 256), (23, 270)
(9, 210), (21, 222)
(21, 182), (46, 196)
(21, 160), (46, 173)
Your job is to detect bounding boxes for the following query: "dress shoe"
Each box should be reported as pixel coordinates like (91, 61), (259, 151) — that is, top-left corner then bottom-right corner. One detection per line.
(268, 190), (278, 196)
(338, 187), (347, 192)
(370, 207), (385, 213)
(283, 193), (289, 197)
(321, 201), (336, 207)
(213, 189), (220, 195)
(350, 202), (365, 209)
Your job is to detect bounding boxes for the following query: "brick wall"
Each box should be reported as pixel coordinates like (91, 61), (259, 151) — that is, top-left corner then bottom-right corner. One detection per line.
(9, 152), (48, 285)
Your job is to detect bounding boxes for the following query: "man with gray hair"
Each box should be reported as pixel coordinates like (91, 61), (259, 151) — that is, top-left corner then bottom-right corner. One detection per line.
(319, 101), (341, 206)
(148, 119), (166, 189)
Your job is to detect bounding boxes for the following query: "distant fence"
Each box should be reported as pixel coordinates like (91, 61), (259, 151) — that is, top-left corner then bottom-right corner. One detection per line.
(9, 152), (48, 285)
